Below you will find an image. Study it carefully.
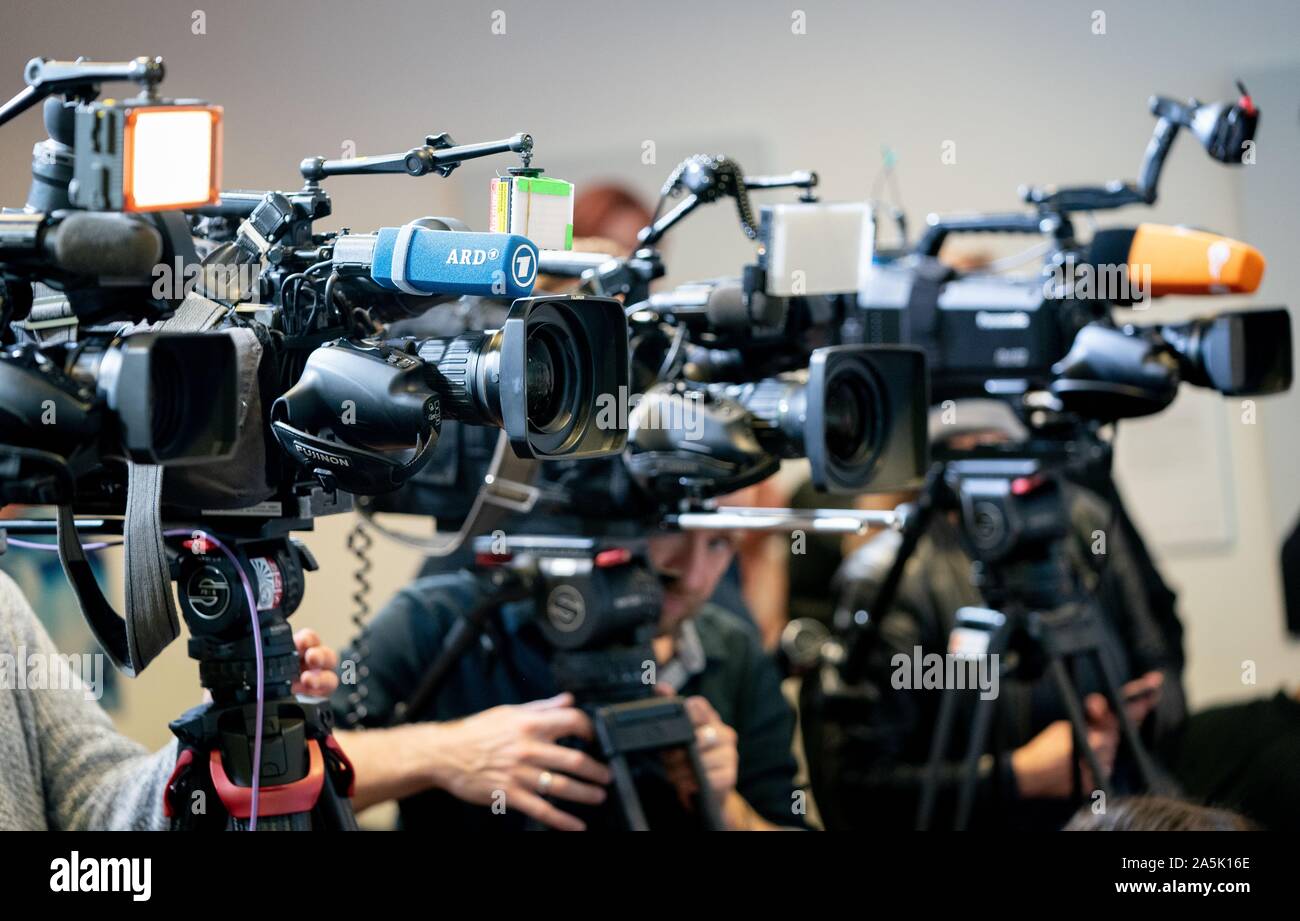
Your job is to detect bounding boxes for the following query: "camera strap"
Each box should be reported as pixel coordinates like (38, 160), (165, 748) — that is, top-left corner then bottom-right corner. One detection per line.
(360, 431), (540, 558)
(55, 293), (230, 675)
(428, 433), (541, 554)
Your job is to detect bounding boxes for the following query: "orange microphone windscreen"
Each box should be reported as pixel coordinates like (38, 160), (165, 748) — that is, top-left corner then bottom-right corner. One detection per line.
(1127, 223), (1265, 296)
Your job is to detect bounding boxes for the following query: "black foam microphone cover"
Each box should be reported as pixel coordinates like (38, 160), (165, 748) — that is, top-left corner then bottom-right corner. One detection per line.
(48, 212), (163, 279)
(703, 282), (750, 330)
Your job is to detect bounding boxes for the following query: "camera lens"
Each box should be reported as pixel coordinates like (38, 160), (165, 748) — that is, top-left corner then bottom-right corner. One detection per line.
(83, 333), (238, 465)
(149, 345), (187, 457)
(716, 345), (913, 494)
(525, 334), (557, 422)
(414, 296), (627, 460)
(516, 301), (590, 453)
(824, 370), (874, 465)
(524, 319), (579, 434)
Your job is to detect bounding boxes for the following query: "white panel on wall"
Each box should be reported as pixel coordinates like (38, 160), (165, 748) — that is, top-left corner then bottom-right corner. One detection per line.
(1112, 390), (1235, 552)
(1237, 65), (1300, 547)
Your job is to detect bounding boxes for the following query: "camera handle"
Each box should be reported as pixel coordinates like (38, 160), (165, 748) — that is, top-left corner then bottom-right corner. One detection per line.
(0, 56), (164, 129)
(914, 212), (1067, 260)
(299, 132), (532, 184)
(1021, 86), (1256, 217)
(1015, 102), (1188, 217)
(269, 417), (440, 497)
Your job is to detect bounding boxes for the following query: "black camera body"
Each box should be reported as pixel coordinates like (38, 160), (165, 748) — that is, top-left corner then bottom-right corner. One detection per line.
(855, 86), (1290, 423)
(623, 342), (928, 500)
(0, 61), (245, 507)
(1049, 310), (1293, 421)
(271, 295), (630, 497)
(0, 332), (238, 482)
(856, 260), (1095, 405)
(270, 338), (443, 496)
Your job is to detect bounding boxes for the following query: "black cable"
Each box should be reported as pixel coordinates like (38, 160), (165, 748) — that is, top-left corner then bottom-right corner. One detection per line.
(340, 519), (375, 727)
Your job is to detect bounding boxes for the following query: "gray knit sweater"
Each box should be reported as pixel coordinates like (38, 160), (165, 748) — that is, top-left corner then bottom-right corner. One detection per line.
(0, 572), (172, 830)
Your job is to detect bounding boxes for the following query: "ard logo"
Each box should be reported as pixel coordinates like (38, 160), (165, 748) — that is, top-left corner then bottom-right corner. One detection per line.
(445, 248), (491, 266)
(511, 245), (537, 287)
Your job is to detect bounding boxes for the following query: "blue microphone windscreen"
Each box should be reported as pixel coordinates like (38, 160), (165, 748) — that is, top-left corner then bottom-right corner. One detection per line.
(372, 227), (538, 298)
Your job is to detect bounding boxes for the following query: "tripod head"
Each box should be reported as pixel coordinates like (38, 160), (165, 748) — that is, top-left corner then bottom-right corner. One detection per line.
(938, 455), (1077, 614)
(172, 527), (315, 703)
(469, 534), (663, 705)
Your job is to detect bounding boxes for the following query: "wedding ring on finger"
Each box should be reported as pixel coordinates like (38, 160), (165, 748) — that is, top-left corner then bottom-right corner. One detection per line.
(701, 725), (720, 748)
(537, 770), (554, 796)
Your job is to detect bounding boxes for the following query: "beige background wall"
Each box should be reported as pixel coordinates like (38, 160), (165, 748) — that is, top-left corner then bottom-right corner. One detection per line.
(2, 0), (1298, 748)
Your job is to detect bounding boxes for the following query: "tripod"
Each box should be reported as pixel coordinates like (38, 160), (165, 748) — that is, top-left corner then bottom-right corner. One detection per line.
(917, 572), (1162, 830)
(844, 449), (1163, 830)
(162, 527), (357, 830)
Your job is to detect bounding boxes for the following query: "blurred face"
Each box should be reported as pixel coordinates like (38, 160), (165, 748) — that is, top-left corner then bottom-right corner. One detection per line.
(647, 530), (739, 634)
(599, 208), (649, 255)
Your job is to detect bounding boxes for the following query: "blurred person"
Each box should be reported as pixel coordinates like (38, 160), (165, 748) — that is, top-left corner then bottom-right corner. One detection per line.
(572, 183), (655, 256)
(332, 479), (803, 831)
(804, 400), (1186, 830)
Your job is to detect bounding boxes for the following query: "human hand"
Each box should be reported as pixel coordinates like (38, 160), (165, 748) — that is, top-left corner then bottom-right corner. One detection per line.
(433, 692), (612, 831)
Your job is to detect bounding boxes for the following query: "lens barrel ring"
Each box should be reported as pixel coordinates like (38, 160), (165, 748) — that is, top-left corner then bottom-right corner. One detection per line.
(419, 333), (487, 424)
